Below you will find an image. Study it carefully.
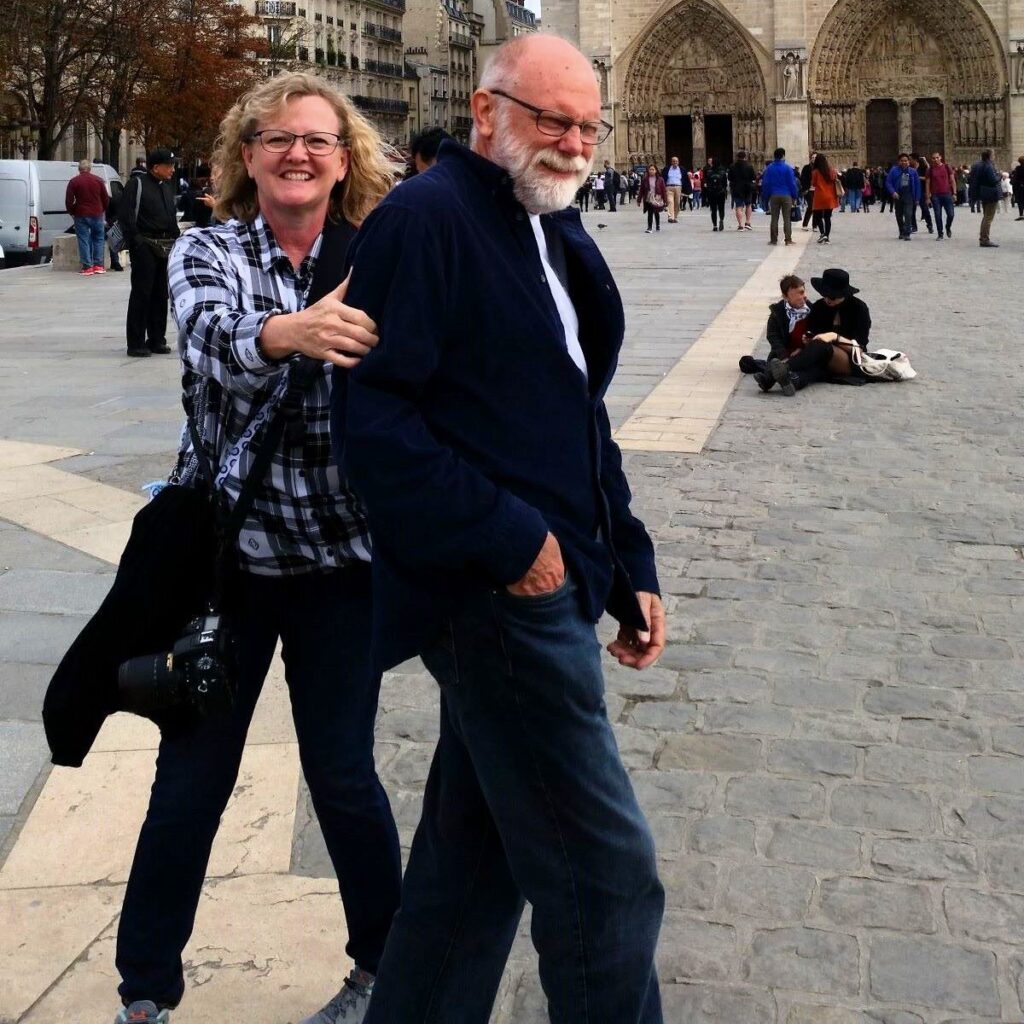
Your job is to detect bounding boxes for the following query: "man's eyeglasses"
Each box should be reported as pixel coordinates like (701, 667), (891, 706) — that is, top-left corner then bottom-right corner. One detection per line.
(489, 90), (613, 145)
(247, 130), (345, 155)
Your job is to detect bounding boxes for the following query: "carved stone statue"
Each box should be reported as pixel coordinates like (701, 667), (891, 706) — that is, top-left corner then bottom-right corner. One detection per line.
(983, 102), (995, 142)
(782, 54), (800, 99)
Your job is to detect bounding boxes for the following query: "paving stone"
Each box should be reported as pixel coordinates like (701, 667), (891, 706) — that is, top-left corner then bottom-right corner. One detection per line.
(657, 913), (738, 982)
(659, 644), (734, 671)
(773, 678), (861, 713)
(862, 685), (961, 717)
(931, 634), (1014, 660)
(863, 746), (966, 787)
(992, 724), (1024, 756)
(747, 928), (859, 996)
(660, 858), (719, 912)
(632, 770), (717, 816)
(0, 722), (49, 816)
(613, 724), (660, 769)
(896, 657), (973, 688)
(604, 665), (679, 699)
(968, 755), (1024, 795)
(704, 704), (794, 737)
(661, 983), (777, 1024)
(897, 718), (986, 752)
(686, 670), (769, 703)
(791, 713), (893, 744)
(723, 863), (816, 921)
(983, 844), (1024, 892)
(0, 568), (113, 616)
(659, 733), (762, 772)
(830, 784), (933, 833)
(766, 823), (862, 871)
(816, 877), (934, 932)
(0, 611), (90, 665)
(725, 777), (826, 821)
(687, 816), (755, 858)
(943, 888), (1024, 944)
(0, 662), (51, 721)
(628, 701), (696, 732)
(946, 794), (1024, 840)
(869, 936), (999, 1015)
(871, 838), (979, 882)
(767, 739), (857, 778)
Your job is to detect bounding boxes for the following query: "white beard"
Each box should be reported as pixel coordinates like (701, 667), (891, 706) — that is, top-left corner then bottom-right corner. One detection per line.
(491, 110), (593, 214)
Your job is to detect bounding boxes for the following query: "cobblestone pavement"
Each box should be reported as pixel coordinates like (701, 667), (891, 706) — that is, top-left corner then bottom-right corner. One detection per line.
(3, 200), (1024, 1022)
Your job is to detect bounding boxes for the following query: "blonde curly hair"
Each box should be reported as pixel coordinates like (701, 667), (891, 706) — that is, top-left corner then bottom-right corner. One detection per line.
(213, 72), (393, 226)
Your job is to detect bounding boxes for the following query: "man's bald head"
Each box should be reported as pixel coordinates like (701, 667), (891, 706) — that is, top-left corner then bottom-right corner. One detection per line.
(478, 34), (598, 102)
(471, 34), (603, 213)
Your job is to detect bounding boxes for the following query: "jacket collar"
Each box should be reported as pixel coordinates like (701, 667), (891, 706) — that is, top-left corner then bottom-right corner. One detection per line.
(437, 140), (520, 208)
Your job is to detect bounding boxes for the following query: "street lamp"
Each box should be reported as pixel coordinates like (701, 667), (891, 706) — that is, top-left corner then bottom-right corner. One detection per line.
(0, 119), (41, 158)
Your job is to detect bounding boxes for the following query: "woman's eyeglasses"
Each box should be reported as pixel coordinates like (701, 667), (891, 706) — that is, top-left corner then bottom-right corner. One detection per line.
(247, 130), (345, 155)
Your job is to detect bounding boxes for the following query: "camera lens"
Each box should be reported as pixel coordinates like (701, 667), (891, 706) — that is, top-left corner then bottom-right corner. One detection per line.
(118, 652), (182, 715)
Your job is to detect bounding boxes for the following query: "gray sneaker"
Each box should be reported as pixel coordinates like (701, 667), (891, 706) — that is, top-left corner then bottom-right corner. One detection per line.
(115, 1001), (170, 1024)
(300, 971), (373, 1024)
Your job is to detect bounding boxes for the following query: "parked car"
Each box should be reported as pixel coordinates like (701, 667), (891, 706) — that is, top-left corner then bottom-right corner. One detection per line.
(0, 160), (123, 265)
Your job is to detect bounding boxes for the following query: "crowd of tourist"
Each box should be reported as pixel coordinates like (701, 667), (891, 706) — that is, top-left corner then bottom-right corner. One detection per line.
(579, 147), (1024, 248)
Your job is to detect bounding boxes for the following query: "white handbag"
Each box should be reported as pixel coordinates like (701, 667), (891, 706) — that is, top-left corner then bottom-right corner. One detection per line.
(849, 343), (917, 381)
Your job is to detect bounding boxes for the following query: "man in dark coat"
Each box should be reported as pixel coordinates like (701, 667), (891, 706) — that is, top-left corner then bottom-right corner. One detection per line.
(121, 147), (180, 356)
(602, 159), (621, 211)
(336, 33), (666, 1024)
(800, 150), (817, 228)
(969, 148), (1002, 247)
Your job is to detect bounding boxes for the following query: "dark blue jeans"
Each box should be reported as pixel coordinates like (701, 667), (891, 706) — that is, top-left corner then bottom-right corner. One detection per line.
(932, 193), (955, 236)
(116, 564), (401, 1008)
(895, 193), (916, 237)
(75, 214), (105, 268)
(365, 578), (664, 1024)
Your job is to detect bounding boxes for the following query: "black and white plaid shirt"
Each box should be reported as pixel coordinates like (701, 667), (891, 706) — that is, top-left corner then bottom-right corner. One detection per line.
(168, 214), (370, 575)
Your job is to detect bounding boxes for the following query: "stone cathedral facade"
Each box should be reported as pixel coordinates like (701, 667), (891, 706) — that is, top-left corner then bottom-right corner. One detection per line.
(541, 0), (1024, 169)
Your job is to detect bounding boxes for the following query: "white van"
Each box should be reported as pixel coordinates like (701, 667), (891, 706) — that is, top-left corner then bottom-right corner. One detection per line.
(0, 160), (123, 265)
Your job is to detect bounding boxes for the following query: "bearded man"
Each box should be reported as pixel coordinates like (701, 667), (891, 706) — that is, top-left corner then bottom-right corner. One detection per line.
(335, 33), (666, 1024)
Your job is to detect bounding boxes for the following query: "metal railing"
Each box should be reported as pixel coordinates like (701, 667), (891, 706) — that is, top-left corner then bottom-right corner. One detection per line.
(364, 59), (404, 77)
(255, 1), (296, 16)
(351, 96), (410, 115)
(363, 22), (402, 43)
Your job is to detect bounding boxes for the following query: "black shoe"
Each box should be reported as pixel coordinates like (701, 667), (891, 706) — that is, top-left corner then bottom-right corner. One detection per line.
(947, 227), (952, 237)
(148, 343), (172, 354)
(753, 372), (775, 392)
(126, 348), (151, 358)
(980, 241), (999, 247)
(768, 358), (796, 397)
(109, 263), (124, 272)
(739, 355), (761, 374)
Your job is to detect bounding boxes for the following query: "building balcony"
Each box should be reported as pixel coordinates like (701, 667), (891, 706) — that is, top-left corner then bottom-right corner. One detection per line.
(452, 115), (472, 130)
(449, 31), (473, 49)
(255, 0), (296, 16)
(362, 0), (406, 13)
(365, 59), (404, 78)
(363, 22), (402, 43)
(352, 96), (410, 115)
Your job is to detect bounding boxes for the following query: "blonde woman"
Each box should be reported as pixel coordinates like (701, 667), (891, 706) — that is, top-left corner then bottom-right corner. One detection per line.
(114, 73), (400, 1024)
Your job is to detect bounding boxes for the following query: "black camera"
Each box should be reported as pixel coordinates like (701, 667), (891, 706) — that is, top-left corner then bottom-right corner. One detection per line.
(118, 614), (237, 718)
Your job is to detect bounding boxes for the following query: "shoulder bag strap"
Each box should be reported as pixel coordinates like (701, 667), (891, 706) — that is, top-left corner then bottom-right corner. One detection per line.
(205, 216), (356, 602)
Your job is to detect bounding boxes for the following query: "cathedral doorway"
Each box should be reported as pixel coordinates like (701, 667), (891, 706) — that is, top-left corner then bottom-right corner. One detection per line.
(866, 99), (898, 167)
(912, 98), (945, 157)
(621, 0), (768, 170)
(808, 0), (1007, 166)
(664, 115), (693, 169)
(705, 115), (734, 165)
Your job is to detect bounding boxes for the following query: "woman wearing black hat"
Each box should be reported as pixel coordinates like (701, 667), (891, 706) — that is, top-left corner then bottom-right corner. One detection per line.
(755, 268), (872, 395)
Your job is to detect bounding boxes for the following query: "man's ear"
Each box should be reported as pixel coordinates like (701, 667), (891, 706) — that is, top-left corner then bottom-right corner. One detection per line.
(470, 89), (496, 142)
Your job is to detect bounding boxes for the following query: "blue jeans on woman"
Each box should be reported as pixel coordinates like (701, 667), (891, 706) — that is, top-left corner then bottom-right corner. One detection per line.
(74, 214), (105, 268)
(116, 564), (401, 1009)
(364, 577), (665, 1024)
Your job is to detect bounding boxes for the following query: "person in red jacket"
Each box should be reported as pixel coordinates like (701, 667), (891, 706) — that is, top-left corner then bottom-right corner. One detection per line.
(65, 159), (110, 275)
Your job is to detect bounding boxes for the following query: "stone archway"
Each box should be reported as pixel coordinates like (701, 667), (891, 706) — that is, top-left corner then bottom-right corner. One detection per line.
(809, 0), (1008, 165)
(622, 0), (769, 169)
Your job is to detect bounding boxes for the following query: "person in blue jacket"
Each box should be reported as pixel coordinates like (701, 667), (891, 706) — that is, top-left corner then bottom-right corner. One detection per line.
(886, 153), (922, 240)
(334, 32), (666, 1024)
(761, 147), (801, 244)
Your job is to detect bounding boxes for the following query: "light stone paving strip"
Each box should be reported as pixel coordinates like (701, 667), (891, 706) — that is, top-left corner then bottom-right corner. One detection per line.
(615, 234), (810, 454)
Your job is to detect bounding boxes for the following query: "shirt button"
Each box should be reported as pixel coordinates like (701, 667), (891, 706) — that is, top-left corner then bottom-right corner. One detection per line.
(540, 275), (547, 284)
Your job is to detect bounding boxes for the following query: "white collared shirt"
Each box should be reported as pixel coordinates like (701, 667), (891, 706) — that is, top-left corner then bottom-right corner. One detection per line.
(528, 214), (587, 381)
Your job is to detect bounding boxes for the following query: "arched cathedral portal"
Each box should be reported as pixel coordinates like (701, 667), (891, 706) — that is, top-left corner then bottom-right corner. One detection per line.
(622, 0), (769, 169)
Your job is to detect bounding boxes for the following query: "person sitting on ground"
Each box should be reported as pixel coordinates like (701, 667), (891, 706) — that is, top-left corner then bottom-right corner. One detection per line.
(739, 269), (872, 396)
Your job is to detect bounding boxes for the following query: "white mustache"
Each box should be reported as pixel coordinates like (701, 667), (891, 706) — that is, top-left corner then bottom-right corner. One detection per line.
(532, 149), (588, 174)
